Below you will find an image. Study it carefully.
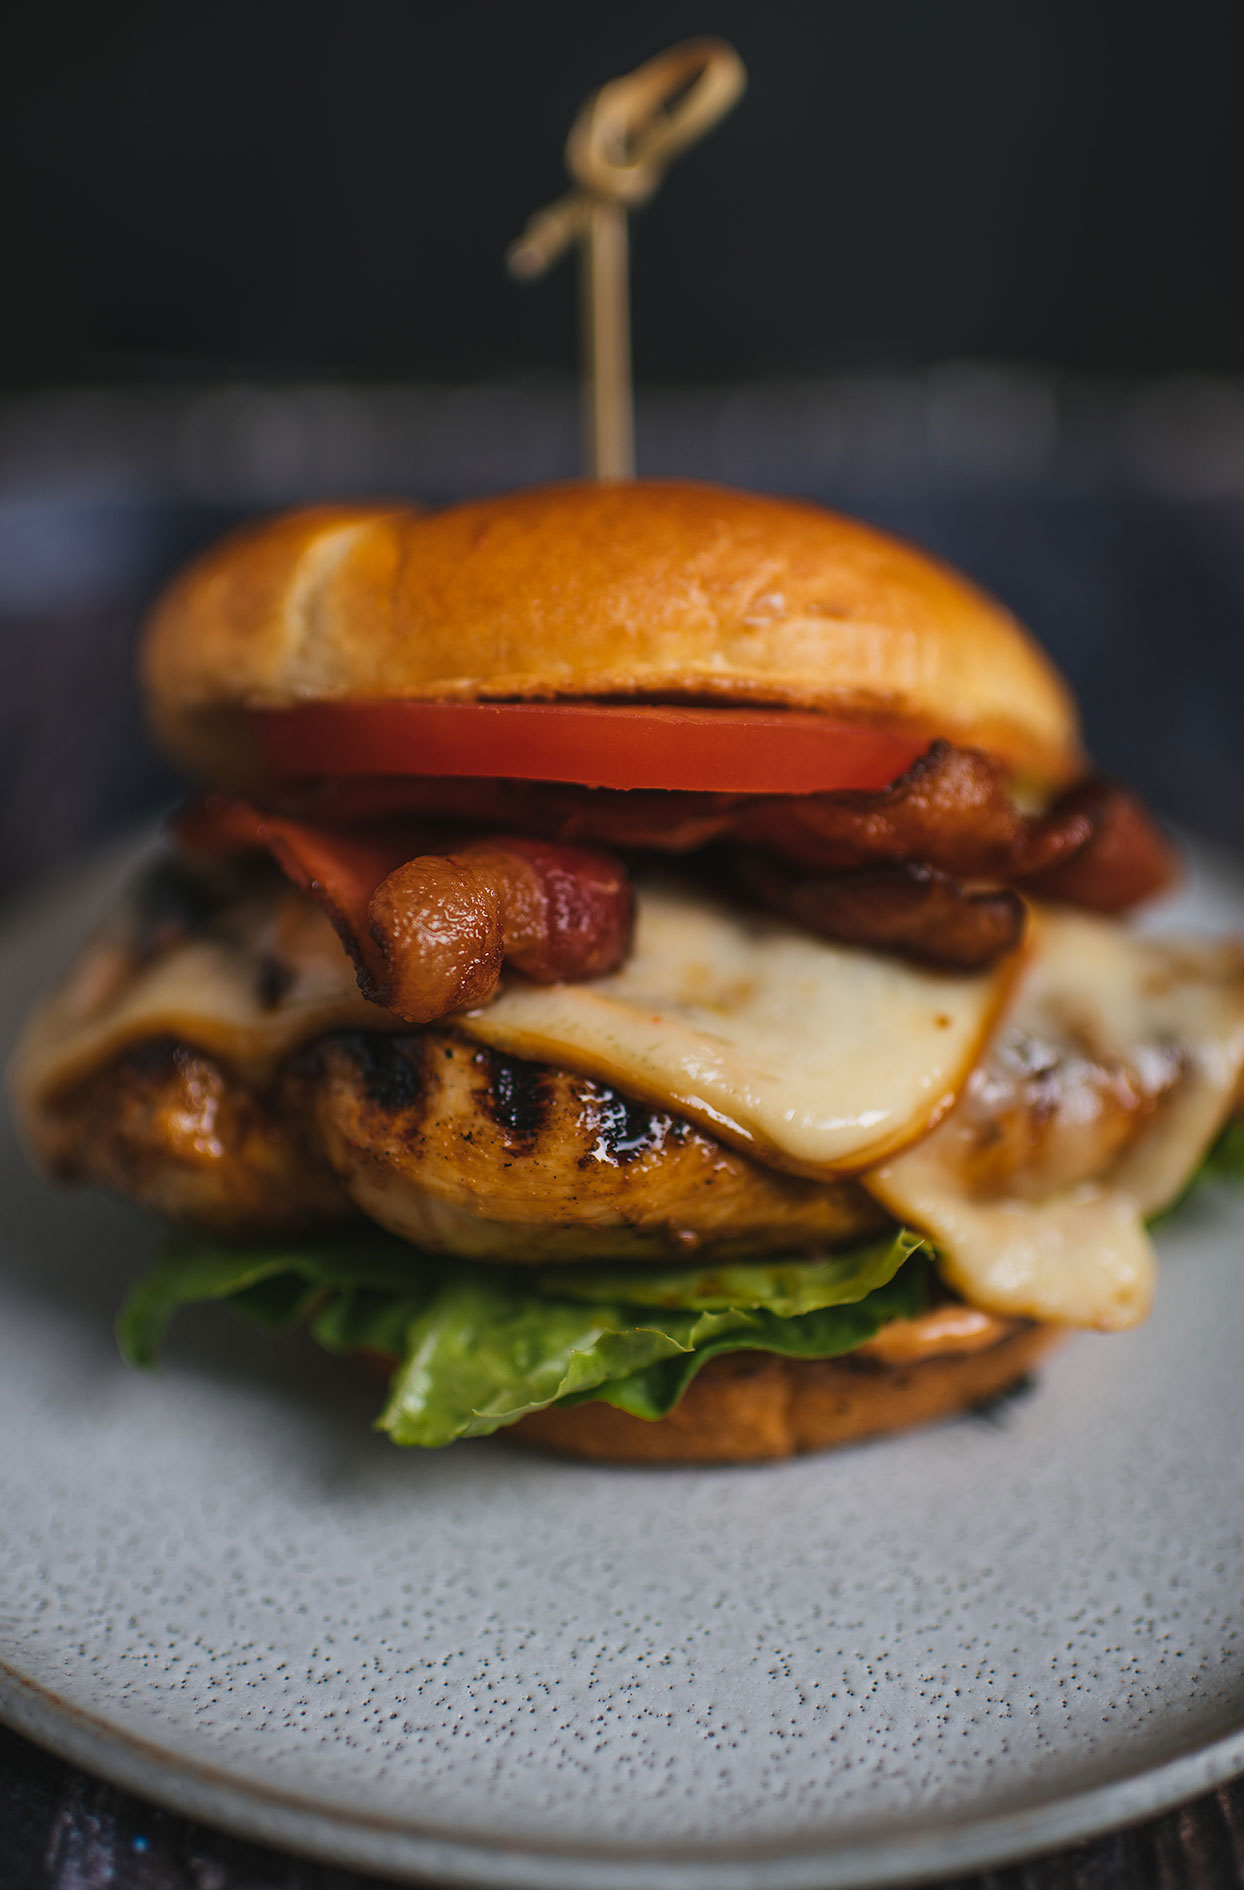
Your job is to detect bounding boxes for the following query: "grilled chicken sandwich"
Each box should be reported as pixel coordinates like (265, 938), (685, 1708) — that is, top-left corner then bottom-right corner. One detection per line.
(13, 481), (1244, 1462)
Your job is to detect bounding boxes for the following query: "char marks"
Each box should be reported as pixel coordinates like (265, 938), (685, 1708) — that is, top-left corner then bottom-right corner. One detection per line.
(332, 1031), (428, 1118)
(583, 1085), (673, 1165)
(478, 1048), (552, 1144)
(298, 1028), (884, 1263)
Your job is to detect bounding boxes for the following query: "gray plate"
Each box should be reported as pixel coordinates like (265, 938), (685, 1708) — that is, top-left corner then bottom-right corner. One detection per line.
(2, 842), (1243, 1890)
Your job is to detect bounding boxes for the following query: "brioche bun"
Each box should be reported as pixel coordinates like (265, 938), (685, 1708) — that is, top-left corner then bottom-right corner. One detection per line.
(142, 482), (1082, 788)
(512, 1324), (1063, 1465)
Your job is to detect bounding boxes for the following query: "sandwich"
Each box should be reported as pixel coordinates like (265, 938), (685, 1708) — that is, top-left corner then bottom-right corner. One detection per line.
(13, 480), (1244, 1463)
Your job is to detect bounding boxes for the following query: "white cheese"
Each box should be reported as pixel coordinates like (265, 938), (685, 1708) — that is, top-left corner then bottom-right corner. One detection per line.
(11, 891), (396, 1110)
(870, 909), (1244, 1329)
(460, 877), (1015, 1177)
(870, 1159), (1158, 1330)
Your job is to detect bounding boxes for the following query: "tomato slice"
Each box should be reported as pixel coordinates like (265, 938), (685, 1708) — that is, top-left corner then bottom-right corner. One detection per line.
(253, 702), (928, 795)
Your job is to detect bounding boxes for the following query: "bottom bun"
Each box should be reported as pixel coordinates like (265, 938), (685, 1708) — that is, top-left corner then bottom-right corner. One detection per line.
(511, 1325), (1064, 1465)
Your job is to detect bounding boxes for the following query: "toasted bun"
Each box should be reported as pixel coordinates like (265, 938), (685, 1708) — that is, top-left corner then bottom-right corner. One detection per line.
(142, 482), (1082, 788)
(511, 1325), (1063, 1464)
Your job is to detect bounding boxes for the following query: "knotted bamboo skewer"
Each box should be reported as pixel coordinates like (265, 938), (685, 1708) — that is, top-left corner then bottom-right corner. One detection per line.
(508, 39), (747, 480)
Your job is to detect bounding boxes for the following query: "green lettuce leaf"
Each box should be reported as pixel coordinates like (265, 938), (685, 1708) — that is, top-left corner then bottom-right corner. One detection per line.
(1148, 1115), (1244, 1230)
(117, 1227), (930, 1448)
(532, 1230), (926, 1314)
(116, 1233), (433, 1370)
(381, 1277), (746, 1445)
(1204, 1117), (1244, 1185)
(579, 1266), (931, 1421)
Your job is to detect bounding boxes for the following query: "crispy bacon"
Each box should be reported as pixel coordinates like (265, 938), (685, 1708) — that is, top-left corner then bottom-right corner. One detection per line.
(1021, 776), (1180, 913)
(739, 856), (1026, 972)
(176, 799), (634, 1025)
(732, 744), (1175, 906)
(176, 734), (1174, 1003)
(734, 744), (1029, 877)
(266, 742), (1175, 916)
(365, 838), (633, 1021)
(267, 775), (742, 854)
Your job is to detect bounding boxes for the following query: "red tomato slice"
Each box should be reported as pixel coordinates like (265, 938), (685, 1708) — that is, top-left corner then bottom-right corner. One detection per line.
(253, 702), (928, 795)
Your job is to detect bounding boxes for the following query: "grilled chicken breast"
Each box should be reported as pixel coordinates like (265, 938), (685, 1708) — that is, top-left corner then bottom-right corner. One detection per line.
(295, 1030), (887, 1261)
(29, 974), (1202, 1265)
(39, 1037), (351, 1235)
(33, 1028), (887, 1259)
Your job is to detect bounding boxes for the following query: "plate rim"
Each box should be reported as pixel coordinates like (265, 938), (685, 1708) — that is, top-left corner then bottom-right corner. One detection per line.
(4, 1662), (1243, 1889)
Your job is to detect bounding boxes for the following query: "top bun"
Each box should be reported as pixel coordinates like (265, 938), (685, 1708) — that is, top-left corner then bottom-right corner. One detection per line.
(142, 481), (1082, 787)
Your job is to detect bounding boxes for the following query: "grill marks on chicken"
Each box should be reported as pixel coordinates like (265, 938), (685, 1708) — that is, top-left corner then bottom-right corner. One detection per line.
(295, 1031), (889, 1263)
(940, 1020), (1185, 1200)
(36, 1028), (888, 1260)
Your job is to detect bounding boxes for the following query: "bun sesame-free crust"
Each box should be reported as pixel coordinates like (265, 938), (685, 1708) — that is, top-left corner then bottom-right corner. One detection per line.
(142, 482), (1082, 788)
(512, 1324), (1063, 1464)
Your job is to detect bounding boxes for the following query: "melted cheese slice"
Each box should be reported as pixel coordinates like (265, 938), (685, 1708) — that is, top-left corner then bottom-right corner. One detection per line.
(459, 877), (1014, 1177)
(12, 892), (397, 1113)
(870, 909), (1244, 1329)
(13, 875), (1008, 1187)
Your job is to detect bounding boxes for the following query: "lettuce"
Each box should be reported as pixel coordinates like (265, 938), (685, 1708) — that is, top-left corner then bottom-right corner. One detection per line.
(1204, 1117), (1244, 1186)
(118, 1228), (929, 1448)
(531, 1233), (925, 1315)
(1148, 1116), (1244, 1230)
(115, 1108), (1244, 1449)
(117, 1236), (433, 1370)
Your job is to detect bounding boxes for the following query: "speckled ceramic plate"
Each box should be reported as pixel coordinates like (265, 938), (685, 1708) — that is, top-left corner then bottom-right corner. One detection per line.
(2, 841), (1244, 1890)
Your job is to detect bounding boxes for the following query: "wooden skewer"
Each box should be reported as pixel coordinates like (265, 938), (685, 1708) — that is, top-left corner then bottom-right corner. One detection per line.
(507, 38), (747, 481)
(580, 197), (631, 480)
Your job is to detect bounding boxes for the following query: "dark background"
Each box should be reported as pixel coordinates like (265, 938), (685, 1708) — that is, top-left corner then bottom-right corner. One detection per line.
(4, 0), (1244, 390)
(3, 0), (1243, 884)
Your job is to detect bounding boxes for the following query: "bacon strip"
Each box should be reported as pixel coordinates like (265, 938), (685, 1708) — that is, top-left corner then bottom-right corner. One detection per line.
(176, 799), (634, 1024)
(735, 744), (1030, 877)
(1021, 776), (1179, 913)
(267, 742), (1175, 915)
(268, 775), (742, 854)
(732, 743), (1175, 904)
(739, 856), (1026, 972)
(365, 838), (633, 1021)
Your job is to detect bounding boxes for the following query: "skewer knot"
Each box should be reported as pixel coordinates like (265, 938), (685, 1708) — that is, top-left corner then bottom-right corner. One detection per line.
(507, 39), (746, 280)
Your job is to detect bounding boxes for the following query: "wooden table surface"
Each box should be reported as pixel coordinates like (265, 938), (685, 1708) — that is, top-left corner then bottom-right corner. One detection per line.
(1, 378), (1242, 1890)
